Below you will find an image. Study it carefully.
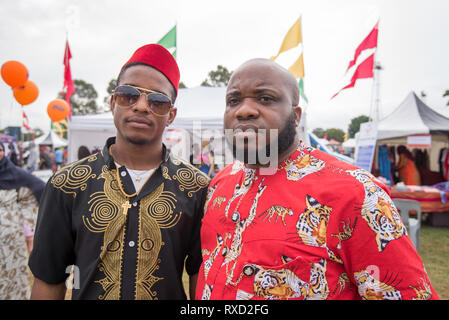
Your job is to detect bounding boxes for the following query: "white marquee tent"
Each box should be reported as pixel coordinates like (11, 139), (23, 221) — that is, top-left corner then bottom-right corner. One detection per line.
(377, 91), (449, 140)
(373, 91), (449, 172)
(34, 130), (68, 148)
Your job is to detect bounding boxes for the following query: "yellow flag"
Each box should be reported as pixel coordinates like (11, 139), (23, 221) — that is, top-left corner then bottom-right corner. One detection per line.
(270, 17), (302, 61)
(288, 53), (305, 78)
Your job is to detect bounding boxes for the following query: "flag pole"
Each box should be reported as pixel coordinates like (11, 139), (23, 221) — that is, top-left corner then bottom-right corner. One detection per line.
(369, 20), (381, 123)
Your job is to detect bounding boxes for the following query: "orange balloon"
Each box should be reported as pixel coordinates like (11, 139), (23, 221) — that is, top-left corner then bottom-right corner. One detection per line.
(47, 99), (69, 122)
(1, 60), (29, 88)
(13, 80), (39, 105)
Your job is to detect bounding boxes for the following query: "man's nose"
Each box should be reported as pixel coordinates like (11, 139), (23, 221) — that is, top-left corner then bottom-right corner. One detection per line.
(234, 97), (260, 119)
(132, 93), (150, 112)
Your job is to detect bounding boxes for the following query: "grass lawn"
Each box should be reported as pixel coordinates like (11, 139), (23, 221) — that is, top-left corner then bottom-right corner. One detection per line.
(418, 223), (449, 299)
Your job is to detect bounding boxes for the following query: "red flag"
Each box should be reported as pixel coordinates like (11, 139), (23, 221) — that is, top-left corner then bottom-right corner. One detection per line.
(63, 40), (74, 119)
(22, 111), (31, 130)
(346, 22), (378, 73)
(332, 53), (374, 99)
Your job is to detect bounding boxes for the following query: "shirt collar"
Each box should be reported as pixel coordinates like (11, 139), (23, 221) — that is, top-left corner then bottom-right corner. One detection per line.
(103, 136), (170, 170)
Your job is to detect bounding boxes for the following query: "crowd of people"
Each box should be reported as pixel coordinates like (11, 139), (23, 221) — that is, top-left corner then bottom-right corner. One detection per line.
(0, 140), (68, 174)
(0, 43), (440, 301)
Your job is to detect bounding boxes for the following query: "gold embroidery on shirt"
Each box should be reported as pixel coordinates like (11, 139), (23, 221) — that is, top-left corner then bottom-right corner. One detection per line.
(96, 209), (127, 300)
(162, 166), (172, 180)
(51, 156), (97, 197)
(83, 166), (123, 233)
(171, 158), (209, 197)
(135, 182), (182, 300)
(89, 166), (129, 299)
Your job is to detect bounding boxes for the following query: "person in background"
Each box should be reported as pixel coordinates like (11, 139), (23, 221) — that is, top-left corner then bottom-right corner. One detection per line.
(0, 141), (45, 300)
(77, 145), (91, 160)
(24, 141), (39, 173)
(54, 147), (64, 170)
(197, 139), (215, 178)
(38, 146), (53, 170)
(8, 142), (19, 167)
(396, 145), (421, 186)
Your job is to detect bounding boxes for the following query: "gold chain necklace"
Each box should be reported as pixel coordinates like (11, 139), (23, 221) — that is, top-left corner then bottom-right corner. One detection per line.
(110, 144), (161, 198)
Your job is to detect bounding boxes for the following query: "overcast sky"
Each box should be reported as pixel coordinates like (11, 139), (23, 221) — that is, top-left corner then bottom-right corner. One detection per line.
(1, 0), (449, 133)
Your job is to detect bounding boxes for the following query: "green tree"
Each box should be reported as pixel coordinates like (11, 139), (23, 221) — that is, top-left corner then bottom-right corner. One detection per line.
(59, 79), (100, 115)
(103, 78), (117, 107)
(312, 128), (325, 138)
(325, 128), (346, 143)
(348, 115), (371, 138)
(444, 89), (449, 106)
(201, 65), (232, 87)
(179, 81), (187, 89)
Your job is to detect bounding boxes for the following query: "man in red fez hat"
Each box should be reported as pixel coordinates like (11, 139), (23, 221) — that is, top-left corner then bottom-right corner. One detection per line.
(29, 44), (210, 300)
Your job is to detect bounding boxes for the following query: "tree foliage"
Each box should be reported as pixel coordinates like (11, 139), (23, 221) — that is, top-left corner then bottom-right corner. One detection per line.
(348, 115), (371, 138)
(59, 79), (100, 115)
(103, 78), (117, 107)
(201, 65), (233, 87)
(325, 128), (346, 143)
(312, 128), (325, 138)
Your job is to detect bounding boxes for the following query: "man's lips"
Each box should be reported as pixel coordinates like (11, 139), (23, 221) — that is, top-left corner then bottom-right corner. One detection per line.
(126, 117), (153, 127)
(233, 124), (262, 132)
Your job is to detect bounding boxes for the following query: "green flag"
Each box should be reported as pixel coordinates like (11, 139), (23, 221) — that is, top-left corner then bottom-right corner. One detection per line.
(298, 78), (308, 104)
(157, 25), (177, 59)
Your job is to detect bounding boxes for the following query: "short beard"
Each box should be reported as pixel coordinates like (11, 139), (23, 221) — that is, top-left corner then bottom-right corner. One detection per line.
(228, 111), (297, 164)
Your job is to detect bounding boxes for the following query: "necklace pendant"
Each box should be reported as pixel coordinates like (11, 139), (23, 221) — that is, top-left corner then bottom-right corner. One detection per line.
(135, 177), (141, 182)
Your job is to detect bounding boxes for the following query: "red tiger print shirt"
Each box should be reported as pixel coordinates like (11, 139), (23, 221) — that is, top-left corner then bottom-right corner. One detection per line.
(195, 145), (439, 300)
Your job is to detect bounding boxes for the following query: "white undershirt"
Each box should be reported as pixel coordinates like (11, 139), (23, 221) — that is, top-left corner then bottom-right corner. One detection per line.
(115, 162), (155, 193)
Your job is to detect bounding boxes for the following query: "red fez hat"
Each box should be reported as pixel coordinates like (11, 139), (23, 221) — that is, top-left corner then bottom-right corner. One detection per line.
(122, 44), (180, 94)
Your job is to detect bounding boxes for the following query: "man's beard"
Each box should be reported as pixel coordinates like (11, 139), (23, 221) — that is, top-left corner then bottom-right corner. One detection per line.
(228, 112), (297, 164)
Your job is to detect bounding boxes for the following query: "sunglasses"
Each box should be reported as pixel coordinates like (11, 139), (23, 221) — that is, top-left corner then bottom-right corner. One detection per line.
(112, 85), (173, 116)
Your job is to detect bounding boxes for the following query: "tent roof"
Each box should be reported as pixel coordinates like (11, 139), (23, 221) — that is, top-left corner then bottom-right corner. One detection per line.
(70, 86), (226, 131)
(34, 130), (68, 148)
(377, 91), (449, 140)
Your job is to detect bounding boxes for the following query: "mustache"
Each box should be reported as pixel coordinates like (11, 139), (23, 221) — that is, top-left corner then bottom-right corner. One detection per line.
(226, 112), (297, 164)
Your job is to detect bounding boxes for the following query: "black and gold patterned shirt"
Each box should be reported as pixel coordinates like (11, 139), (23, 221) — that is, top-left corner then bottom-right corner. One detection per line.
(29, 137), (210, 300)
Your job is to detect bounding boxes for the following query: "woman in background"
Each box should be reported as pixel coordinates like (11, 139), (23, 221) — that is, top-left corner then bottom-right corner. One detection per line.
(0, 141), (45, 299)
(396, 145), (421, 186)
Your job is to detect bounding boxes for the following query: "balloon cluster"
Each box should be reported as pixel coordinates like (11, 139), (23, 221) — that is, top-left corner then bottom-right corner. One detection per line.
(1, 60), (39, 105)
(1, 60), (70, 122)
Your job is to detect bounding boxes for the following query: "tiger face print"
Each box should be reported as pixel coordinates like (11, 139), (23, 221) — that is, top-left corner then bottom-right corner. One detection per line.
(244, 258), (328, 300)
(354, 269), (402, 300)
(296, 195), (332, 247)
(284, 152), (325, 181)
(347, 169), (407, 251)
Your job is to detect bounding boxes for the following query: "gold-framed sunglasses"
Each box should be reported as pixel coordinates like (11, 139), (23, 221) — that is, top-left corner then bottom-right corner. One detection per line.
(112, 84), (173, 116)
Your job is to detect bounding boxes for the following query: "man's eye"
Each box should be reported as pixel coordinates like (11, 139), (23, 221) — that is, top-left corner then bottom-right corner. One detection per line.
(259, 96), (275, 104)
(226, 98), (240, 106)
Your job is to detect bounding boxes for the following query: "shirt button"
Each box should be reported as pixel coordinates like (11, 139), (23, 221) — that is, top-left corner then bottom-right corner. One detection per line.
(121, 171), (127, 177)
(129, 241), (135, 247)
(133, 201), (138, 207)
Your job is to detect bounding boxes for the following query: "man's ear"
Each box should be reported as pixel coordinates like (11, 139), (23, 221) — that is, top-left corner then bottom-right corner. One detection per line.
(293, 106), (302, 126)
(166, 107), (177, 127)
(110, 96), (115, 114)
